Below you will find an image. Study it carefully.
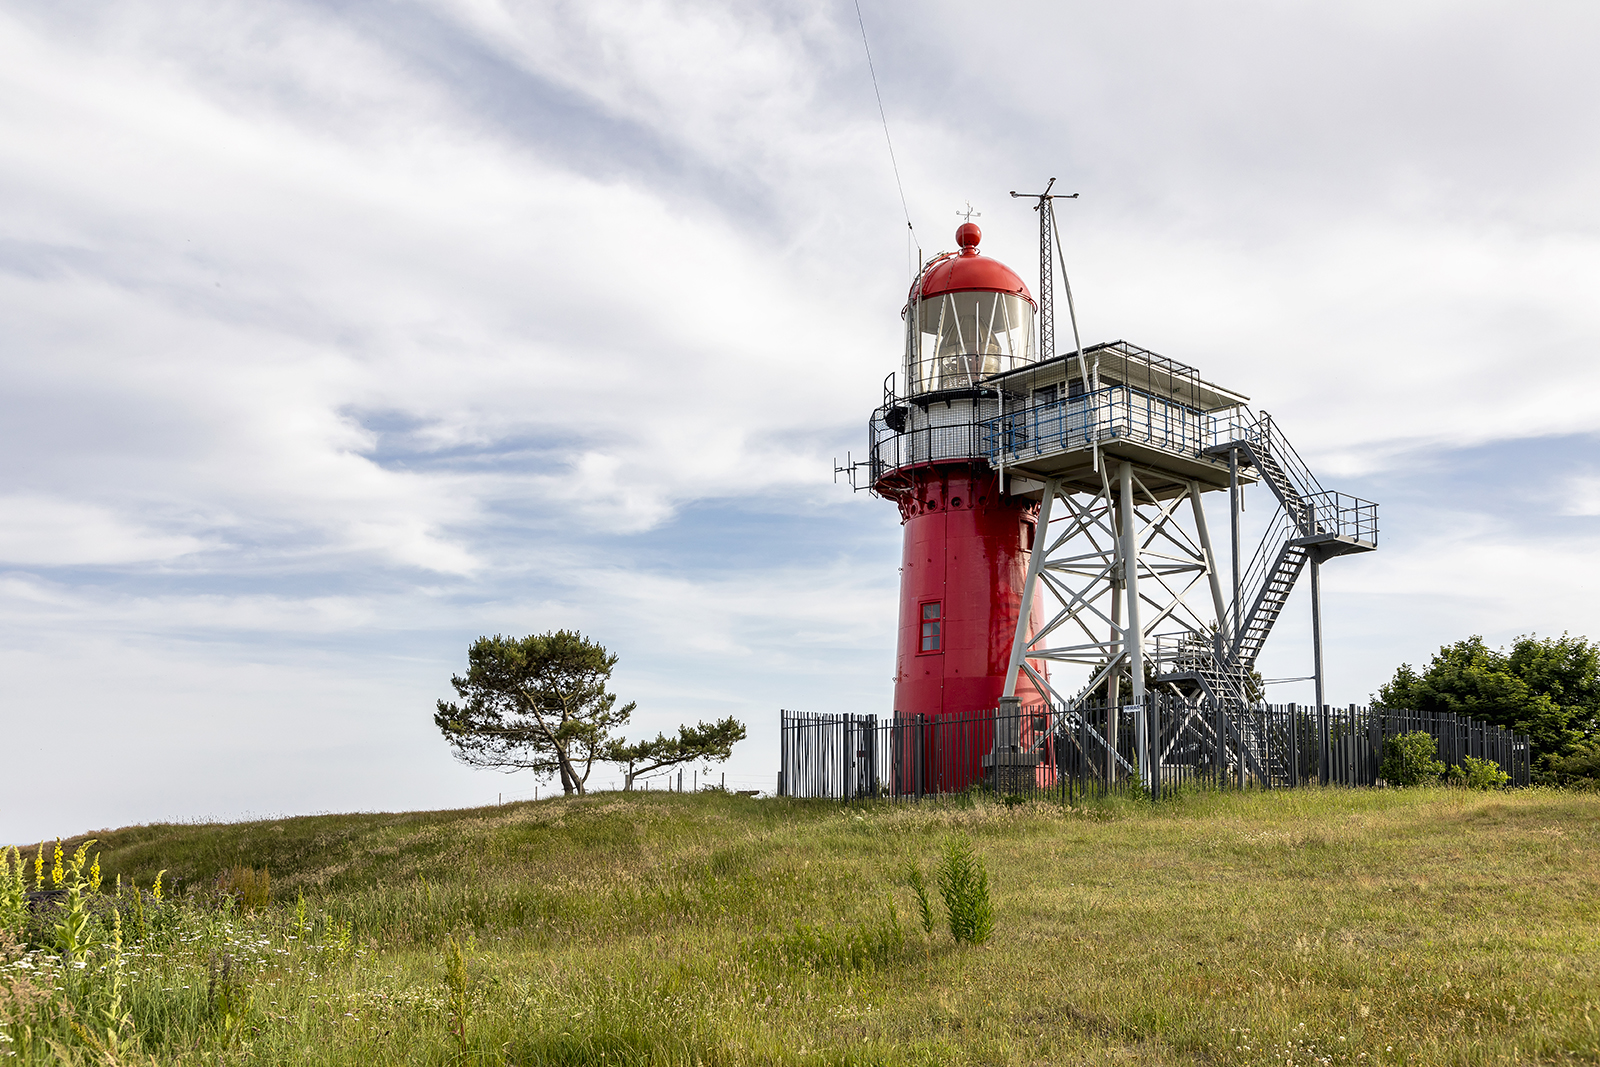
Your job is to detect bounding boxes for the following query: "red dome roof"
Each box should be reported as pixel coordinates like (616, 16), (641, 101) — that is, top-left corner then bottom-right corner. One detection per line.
(914, 224), (1034, 305)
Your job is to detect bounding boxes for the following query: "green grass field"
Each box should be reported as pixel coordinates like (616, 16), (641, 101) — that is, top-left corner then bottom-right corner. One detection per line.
(4, 786), (1599, 1065)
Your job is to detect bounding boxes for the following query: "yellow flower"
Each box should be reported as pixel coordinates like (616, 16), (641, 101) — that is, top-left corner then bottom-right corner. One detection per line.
(34, 842), (44, 889)
(89, 854), (103, 893)
(51, 840), (63, 888)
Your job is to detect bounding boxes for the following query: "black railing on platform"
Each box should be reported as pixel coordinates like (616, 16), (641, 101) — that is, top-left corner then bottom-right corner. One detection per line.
(776, 701), (1531, 801)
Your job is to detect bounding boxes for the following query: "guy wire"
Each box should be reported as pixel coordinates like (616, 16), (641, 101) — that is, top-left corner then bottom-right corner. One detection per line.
(853, 0), (917, 249)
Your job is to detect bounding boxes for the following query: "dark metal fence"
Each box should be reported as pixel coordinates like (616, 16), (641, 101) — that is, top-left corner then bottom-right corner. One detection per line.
(776, 700), (1531, 801)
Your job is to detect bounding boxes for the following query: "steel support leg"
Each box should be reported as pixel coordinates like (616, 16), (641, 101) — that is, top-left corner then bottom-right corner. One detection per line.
(1107, 495), (1123, 781)
(1311, 555), (1325, 718)
(1119, 461), (1148, 790)
(1189, 480), (1231, 648)
(1003, 479), (1059, 699)
(1229, 448), (1241, 630)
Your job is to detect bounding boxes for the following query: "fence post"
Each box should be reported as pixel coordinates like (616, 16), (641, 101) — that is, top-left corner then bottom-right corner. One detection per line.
(1365, 705), (1378, 786)
(842, 717), (853, 802)
(1215, 697), (1226, 788)
(914, 714), (924, 799)
(1286, 703), (1298, 787)
(1238, 705), (1246, 790)
(1151, 696), (1162, 799)
(1318, 703), (1330, 786)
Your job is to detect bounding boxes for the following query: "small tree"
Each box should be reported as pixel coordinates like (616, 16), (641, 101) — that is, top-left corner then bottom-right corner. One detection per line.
(435, 630), (635, 795)
(605, 718), (746, 790)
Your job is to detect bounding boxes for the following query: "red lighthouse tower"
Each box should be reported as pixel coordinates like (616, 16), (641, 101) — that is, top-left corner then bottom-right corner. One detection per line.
(871, 222), (1049, 726)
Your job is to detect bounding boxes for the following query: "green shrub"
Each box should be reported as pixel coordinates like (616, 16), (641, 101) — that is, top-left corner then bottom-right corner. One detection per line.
(1380, 731), (1445, 786)
(1547, 741), (1600, 787)
(1449, 755), (1511, 791)
(936, 837), (993, 946)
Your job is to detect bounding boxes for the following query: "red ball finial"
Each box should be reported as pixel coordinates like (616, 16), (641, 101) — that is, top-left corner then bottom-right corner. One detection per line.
(956, 222), (981, 254)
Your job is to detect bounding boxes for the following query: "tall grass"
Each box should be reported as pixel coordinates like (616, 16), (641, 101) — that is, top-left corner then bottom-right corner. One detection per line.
(2, 786), (1597, 1065)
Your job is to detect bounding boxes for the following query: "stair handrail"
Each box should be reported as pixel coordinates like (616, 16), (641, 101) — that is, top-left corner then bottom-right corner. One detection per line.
(1252, 410), (1325, 501)
(1229, 506), (1297, 637)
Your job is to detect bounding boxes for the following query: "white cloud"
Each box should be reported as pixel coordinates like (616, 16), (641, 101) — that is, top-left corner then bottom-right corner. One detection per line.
(0, 497), (205, 565)
(1559, 476), (1600, 517)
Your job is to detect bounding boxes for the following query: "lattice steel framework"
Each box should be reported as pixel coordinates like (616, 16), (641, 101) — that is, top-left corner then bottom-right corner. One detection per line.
(1002, 460), (1239, 788)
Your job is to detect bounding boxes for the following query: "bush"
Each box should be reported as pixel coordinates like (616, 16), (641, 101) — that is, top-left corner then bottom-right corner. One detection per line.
(936, 837), (993, 946)
(1449, 755), (1511, 791)
(1547, 741), (1600, 787)
(1381, 731), (1445, 786)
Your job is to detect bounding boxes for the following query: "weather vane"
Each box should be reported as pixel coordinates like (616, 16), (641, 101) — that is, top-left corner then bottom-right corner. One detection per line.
(956, 202), (981, 223)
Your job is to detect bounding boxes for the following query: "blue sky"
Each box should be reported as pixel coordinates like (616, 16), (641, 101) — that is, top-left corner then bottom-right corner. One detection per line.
(3, 0), (1598, 842)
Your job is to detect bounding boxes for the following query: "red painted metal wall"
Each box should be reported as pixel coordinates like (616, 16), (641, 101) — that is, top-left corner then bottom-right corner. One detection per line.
(887, 463), (1047, 719)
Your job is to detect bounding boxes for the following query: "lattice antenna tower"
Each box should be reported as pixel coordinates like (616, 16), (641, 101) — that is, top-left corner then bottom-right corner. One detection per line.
(1010, 179), (1078, 362)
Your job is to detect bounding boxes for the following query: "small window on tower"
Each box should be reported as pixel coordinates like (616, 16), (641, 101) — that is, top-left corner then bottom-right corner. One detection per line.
(920, 601), (942, 652)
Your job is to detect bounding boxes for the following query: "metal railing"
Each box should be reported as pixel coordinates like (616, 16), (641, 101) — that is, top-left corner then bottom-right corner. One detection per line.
(1225, 410), (1325, 498)
(777, 701), (1531, 800)
(867, 416), (987, 483)
(1303, 490), (1378, 545)
(1231, 508), (1300, 630)
(979, 385), (1218, 466)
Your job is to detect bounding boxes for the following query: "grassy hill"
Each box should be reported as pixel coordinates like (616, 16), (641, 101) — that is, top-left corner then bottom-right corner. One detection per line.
(5, 786), (1599, 1065)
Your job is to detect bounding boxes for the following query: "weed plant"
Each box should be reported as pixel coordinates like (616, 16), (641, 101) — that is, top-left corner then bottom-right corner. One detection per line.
(2, 787), (1598, 1065)
(903, 864), (936, 936)
(933, 837), (993, 945)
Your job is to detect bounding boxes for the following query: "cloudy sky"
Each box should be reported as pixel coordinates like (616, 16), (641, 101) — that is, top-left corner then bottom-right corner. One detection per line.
(4, 0), (1598, 842)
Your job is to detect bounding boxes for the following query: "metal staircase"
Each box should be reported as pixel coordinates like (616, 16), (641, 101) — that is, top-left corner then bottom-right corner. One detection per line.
(1233, 536), (1309, 669)
(1150, 410), (1377, 783)
(1212, 410), (1377, 668)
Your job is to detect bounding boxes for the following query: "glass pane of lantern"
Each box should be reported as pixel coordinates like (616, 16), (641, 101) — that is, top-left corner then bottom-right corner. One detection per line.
(908, 292), (1035, 394)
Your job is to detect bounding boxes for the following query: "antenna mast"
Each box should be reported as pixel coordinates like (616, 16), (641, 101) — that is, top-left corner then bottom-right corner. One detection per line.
(1009, 179), (1079, 363)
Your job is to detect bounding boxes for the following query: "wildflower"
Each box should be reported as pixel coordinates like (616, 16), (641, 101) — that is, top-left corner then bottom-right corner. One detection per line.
(51, 840), (64, 888)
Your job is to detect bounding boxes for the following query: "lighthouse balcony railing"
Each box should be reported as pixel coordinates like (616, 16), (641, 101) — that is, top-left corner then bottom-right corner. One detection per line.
(867, 414), (987, 482)
(980, 384), (1221, 467)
